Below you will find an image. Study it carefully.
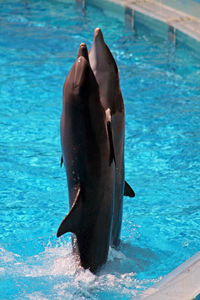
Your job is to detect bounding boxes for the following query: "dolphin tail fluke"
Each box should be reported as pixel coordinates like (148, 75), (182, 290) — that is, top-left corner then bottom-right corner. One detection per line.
(124, 181), (135, 197)
(57, 187), (82, 237)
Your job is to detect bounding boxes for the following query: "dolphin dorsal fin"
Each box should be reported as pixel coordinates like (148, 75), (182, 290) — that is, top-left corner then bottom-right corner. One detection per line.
(57, 187), (82, 237)
(124, 181), (135, 198)
(106, 109), (116, 165)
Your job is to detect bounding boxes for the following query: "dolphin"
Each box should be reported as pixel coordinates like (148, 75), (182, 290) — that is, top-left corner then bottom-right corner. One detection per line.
(57, 43), (115, 273)
(89, 28), (135, 248)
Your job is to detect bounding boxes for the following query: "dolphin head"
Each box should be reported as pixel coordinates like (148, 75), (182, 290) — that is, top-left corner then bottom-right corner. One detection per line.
(63, 43), (99, 109)
(71, 43), (91, 92)
(71, 56), (90, 92)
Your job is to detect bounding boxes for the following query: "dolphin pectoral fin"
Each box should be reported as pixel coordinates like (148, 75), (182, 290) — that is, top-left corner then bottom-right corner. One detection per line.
(57, 187), (82, 237)
(124, 181), (135, 197)
(107, 121), (116, 165)
(60, 156), (63, 168)
(106, 109), (116, 165)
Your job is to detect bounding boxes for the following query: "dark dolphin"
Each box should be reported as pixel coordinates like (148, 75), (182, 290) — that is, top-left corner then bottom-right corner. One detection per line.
(57, 43), (115, 273)
(89, 28), (135, 248)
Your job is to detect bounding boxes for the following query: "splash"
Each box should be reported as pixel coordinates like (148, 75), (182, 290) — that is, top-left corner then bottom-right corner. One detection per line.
(0, 241), (160, 299)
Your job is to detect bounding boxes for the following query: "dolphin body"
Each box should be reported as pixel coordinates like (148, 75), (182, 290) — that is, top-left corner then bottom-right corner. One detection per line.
(57, 44), (115, 273)
(89, 28), (135, 248)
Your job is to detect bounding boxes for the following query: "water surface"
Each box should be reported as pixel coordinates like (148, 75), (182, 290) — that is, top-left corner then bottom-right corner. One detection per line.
(0, 0), (200, 299)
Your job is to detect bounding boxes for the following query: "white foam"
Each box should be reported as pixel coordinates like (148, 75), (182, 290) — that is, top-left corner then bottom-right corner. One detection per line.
(0, 246), (20, 263)
(26, 292), (48, 300)
(0, 241), (159, 299)
(23, 242), (79, 278)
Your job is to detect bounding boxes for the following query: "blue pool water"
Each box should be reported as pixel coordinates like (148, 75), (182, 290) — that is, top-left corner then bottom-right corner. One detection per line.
(0, 0), (200, 299)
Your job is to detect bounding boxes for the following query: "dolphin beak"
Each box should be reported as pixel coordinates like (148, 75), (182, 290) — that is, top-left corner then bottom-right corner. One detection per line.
(77, 43), (89, 62)
(95, 27), (101, 35)
(94, 27), (104, 41)
(80, 42), (87, 48)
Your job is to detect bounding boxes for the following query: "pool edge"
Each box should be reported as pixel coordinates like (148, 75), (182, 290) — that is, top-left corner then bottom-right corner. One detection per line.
(135, 251), (200, 300)
(86, 0), (200, 54)
(109, 0), (200, 41)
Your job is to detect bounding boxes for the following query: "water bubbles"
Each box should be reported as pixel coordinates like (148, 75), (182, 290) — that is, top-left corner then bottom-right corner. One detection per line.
(183, 241), (189, 248)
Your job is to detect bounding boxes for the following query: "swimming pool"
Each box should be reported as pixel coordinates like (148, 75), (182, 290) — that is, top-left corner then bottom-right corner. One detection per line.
(0, 0), (200, 299)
